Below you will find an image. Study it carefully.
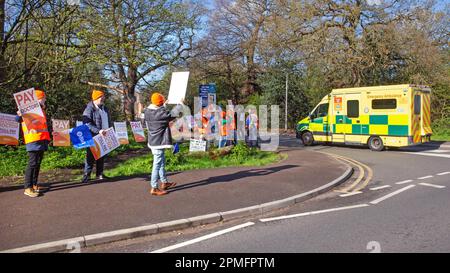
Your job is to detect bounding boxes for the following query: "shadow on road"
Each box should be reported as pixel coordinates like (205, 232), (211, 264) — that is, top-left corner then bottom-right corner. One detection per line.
(168, 164), (299, 193)
(0, 171), (183, 193)
(278, 137), (448, 153)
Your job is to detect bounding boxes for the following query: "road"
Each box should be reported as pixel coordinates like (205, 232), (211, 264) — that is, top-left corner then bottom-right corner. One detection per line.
(84, 136), (450, 253)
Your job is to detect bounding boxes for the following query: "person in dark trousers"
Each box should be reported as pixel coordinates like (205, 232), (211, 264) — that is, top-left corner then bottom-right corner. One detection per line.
(144, 92), (183, 196)
(16, 89), (50, 197)
(81, 89), (111, 183)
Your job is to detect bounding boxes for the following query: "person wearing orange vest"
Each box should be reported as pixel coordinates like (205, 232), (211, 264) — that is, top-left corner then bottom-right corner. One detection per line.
(218, 111), (228, 148)
(15, 89), (50, 198)
(199, 107), (209, 138)
(226, 108), (237, 145)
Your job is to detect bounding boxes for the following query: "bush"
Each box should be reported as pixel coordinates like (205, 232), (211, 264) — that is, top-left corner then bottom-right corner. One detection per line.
(432, 117), (450, 141)
(230, 141), (253, 161)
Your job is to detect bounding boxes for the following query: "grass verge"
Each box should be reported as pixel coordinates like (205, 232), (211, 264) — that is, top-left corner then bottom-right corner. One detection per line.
(104, 142), (286, 178)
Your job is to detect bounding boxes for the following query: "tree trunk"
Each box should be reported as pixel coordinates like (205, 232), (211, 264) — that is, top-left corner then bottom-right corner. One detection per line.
(0, 0), (6, 84)
(124, 85), (136, 121)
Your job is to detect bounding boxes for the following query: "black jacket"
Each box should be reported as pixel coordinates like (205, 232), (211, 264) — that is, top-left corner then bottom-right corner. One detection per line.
(82, 101), (111, 135)
(144, 104), (182, 149)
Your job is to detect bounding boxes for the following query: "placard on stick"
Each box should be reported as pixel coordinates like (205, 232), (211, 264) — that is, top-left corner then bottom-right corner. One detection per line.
(167, 71), (189, 104)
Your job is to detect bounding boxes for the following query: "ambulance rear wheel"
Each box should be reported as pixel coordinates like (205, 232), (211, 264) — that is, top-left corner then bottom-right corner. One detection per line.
(301, 131), (314, 146)
(368, 136), (384, 151)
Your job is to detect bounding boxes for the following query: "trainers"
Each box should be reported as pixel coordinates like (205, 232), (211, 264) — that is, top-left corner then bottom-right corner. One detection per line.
(150, 188), (167, 196)
(81, 174), (91, 183)
(33, 185), (48, 193)
(96, 174), (110, 181)
(160, 182), (177, 191)
(24, 188), (39, 198)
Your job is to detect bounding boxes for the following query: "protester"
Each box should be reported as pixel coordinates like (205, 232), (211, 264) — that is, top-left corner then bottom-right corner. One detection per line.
(218, 110), (228, 148)
(246, 108), (259, 147)
(145, 92), (184, 196)
(226, 108), (237, 145)
(16, 89), (50, 197)
(81, 89), (111, 183)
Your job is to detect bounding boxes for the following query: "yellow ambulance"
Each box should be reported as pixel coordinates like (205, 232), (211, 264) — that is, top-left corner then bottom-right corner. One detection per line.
(296, 84), (432, 151)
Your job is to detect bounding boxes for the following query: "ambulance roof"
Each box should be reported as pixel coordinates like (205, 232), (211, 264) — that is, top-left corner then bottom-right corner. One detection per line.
(331, 84), (431, 94)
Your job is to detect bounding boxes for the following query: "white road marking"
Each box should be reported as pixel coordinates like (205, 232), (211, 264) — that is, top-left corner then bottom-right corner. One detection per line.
(418, 175), (433, 180)
(419, 183), (446, 189)
(369, 185), (392, 191)
(417, 144), (450, 149)
(150, 222), (255, 253)
(423, 149), (450, 153)
(395, 180), (414, 185)
(403, 152), (450, 159)
(370, 185), (416, 205)
(259, 204), (370, 223)
(437, 172), (450, 176)
(339, 191), (363, 197)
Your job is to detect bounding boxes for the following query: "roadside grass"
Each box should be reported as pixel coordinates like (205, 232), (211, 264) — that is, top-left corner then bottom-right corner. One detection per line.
(0, 139), (147, 178)
(0, 140), (285, 184)
(431, 119), (450, 141)
(431, 133), (450, 141)
(104, 142), (286, 178)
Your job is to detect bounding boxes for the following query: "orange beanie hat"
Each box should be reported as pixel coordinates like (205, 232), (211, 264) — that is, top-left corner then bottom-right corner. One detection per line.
(151, 92), (165, 106)
(35, 89), (45, 100)
(92, 90), (105, 101)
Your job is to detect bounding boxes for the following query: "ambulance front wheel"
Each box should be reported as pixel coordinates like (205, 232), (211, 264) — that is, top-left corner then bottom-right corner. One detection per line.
(301, 131), (314, 146)
(368, 136), (384, 151)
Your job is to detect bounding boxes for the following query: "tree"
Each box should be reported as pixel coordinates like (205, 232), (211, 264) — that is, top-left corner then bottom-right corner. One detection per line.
(80, 0), (202, 120)
(206, 0), (273, 101)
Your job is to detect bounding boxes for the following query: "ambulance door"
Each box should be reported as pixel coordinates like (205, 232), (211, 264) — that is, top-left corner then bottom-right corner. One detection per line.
(332, 95), (345, 143)
(412, 91), (422, 143)
(421, 91), (432, 138)
(344, 94), (362, 143)
(332, 94), (361, 143)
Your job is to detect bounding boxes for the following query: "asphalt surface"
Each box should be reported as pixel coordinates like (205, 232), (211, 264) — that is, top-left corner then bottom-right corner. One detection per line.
(0, 142), (347, 251)
(84, 138), (450, 253)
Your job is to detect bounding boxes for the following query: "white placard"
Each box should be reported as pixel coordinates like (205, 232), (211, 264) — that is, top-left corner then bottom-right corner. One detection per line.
(130, 121), (146, 142)
(13, 88), (47, 133)
(0, 113), (20, 145)
(189, 139), (207, 152)
(89, 127), (120, 160)
(114, 122), (129, 145)
(167, 71), (189, 104)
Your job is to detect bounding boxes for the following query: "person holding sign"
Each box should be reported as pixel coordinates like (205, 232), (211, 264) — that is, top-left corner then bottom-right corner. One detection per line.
(144, 92), (184, 196)
(15, 89), (50, 197)
(81, 89), (111, 183)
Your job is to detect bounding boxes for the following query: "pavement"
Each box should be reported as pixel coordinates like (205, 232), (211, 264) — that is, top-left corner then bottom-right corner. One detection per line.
(0, 147), (351, 252)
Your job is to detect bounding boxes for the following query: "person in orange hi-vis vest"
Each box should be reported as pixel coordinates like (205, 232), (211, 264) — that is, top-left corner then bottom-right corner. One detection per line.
(200, 108), (209, 138)
(15, 88), (51, 198)
(226, 109), (236, 145)
(219, 111), (228, 148)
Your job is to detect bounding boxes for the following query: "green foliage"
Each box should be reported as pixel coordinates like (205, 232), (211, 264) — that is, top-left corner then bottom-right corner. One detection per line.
(0, 145), (85, 177)
(257, 65), (311, 128)
(432, 117), (450, 141)
(0, 138), (147, 178)
(104, 143), (284, 178)
(0, 146), (28, 177)
(230, 141), (253, 161)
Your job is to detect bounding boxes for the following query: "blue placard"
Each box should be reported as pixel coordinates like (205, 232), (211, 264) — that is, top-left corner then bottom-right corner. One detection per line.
(199, 84), (216, 107)
(69, 124), (94, 149)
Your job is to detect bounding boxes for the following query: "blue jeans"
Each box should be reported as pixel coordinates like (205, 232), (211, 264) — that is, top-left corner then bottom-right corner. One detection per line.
(218, 136), (227, 148)
(150, 149), (168, 189)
